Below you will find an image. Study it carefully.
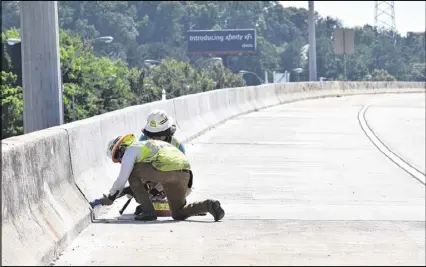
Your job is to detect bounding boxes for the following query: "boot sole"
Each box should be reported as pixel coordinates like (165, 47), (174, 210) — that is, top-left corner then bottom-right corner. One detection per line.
(134, 206), (143, 215)
(212, 201), (225, 221)
(135, 209), (206, 216)
(134, 215), (158, 221)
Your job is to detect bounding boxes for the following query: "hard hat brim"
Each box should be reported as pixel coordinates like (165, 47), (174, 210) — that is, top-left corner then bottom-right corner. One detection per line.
(111, 133), (134, 163)
(144, 116), (174, 133)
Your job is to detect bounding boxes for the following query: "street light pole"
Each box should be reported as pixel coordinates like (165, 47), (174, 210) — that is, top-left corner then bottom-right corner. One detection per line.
(7, 34), (113, 124)
(6, 38), (21, 46)
(198, 57), (223, 88)
(62, 36), (113, 77)
(308, 1), (318, 81)
(293, 68), (303, 82)
(144, 60), (180, 80)
(198, 57), (222, 69)
(62, 36), (113, 122)
(20, 1), (63, 133)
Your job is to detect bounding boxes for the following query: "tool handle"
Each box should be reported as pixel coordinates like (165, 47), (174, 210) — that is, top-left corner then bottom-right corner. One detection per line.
(119, 198), (132, 215)
(118, 186), (134, 198)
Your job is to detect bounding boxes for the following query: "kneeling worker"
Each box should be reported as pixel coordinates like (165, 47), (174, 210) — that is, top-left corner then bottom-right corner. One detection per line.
(116, 109), (185, 215)
(137, 109), (186, 209)
(100, 134), (225, 221)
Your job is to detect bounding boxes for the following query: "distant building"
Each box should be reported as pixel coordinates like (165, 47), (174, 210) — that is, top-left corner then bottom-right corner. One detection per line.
(407, 31), (425, 38)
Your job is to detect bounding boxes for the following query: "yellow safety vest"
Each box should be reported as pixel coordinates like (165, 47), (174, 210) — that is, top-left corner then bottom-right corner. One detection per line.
(130, 140), (191, 171)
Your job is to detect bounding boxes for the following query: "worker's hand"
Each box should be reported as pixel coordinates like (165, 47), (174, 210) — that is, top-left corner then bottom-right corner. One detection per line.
(101, 194), (114, 206)
(89, 198), (103, 208)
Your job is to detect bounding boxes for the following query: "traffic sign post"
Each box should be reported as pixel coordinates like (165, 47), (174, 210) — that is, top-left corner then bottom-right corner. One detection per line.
(333, 28), (355, 81)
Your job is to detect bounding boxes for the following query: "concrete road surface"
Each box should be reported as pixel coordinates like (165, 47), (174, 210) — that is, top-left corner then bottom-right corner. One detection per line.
(53, 93), (425, 266)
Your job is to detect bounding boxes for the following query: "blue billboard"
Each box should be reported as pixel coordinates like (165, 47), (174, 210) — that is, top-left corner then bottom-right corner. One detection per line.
(187, 29), (257, 56)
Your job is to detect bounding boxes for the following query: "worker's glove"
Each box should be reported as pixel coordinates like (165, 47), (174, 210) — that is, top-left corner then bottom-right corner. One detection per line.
(101, 194), (115, 206)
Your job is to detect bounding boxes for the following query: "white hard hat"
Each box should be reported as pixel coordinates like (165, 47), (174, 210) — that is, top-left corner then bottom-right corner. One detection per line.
(144, 109), (174, 133)
(106, 134), (136, 163)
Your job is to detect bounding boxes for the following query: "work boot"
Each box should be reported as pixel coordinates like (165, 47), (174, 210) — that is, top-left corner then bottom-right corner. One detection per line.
(134, 210), (157, 221)
(208, 200), (225, 222)
(134, 205), (143, 215)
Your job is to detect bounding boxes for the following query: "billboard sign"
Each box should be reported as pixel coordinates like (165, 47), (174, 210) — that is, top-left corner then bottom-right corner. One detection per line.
(187, 29), (256, 56)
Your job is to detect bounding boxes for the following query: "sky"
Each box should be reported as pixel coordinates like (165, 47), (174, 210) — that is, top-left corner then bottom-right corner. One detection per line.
(279, 1), (426, 36)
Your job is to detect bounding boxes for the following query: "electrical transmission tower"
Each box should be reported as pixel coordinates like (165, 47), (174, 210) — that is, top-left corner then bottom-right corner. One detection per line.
(374, 1), (396, 38)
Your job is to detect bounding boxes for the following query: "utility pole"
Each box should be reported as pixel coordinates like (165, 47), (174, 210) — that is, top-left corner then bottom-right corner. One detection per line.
(21, 1), (63, 134)
(374, 1), (396, 42)
(374, 1), (396, 33)
(308, 1), (317, 81)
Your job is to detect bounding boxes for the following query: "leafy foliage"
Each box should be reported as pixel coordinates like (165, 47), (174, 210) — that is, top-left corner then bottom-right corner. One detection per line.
(1, 71), (23, 138)
(1, 1), (425, 139)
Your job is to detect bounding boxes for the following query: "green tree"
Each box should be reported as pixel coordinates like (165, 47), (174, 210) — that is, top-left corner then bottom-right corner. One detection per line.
(144, 58), (212, 98)
(200, 60), (246, 89)
(409, 63), (426, 82)
(371, 68), (396, 81)
(58, 29), (138, 122)
(1, 71), (23, 139)
(2, 1), (426, 138)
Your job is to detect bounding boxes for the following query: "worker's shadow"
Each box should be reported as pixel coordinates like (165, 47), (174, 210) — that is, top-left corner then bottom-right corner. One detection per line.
(92, 214), (217, 224)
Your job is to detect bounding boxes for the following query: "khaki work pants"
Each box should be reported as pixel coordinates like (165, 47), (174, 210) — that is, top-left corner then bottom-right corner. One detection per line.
(128, 163), (211, 220)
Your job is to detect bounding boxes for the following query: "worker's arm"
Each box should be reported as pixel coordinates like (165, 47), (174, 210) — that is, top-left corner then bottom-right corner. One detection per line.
(179, 143), (186, 154)
(171, 137), (186, 154)
(103, 147), (141, 205)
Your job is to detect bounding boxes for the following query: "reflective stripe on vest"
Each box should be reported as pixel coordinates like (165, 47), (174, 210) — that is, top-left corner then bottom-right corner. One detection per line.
(131, 140), (167, 163)
(131, 140), (190, 171)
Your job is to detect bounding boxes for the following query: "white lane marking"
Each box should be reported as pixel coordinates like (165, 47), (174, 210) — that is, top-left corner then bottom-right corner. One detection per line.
(358, 105), (425, 185)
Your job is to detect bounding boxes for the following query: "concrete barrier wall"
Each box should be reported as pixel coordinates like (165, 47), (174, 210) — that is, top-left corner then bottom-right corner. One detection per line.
(2, 81), (425, 266)
(275, 81), (425, 104)
(59, 99), (177, 214)
(1, 129), (89, 266)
